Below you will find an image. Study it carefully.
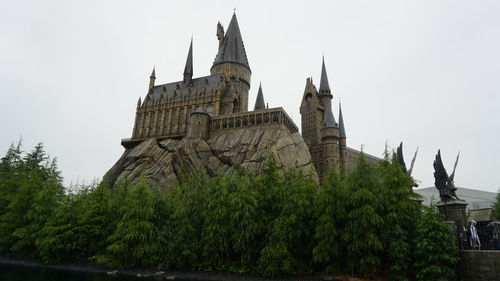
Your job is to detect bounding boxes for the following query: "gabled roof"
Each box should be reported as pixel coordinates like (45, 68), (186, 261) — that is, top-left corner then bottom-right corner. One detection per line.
(254, 83), (265, 110)
(212, 13), (250, 70)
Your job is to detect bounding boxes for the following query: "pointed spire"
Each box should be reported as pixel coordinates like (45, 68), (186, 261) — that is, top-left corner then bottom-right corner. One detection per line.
(150, 67), (156, 78)
(254, 82), (265, 110)
(183, 38), (193, 84)
(148, 67), (156, 91)
(339, 102), (346, 138)
(212, 12), (250, 70)
(319, 56), (331, 94)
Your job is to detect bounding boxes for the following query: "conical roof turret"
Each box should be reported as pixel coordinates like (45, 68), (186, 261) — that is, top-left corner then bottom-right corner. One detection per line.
(183, 38), (193, 84)
(324, 108), (336, 128)
(150, 67), (156, 78)
(254, 83), (265, 110)
(319, 56), (331, 94)
(339, 103), (346, 138)
(212, 13), (250, 70)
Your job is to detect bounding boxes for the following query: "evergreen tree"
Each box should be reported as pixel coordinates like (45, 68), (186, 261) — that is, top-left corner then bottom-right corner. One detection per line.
(162, 174), (206, 269)
(413, 206), (458, 281)
(313, 167), (348, 273)
(103, 180), (159, 267)
(377, 157), (421, 281)
(0, 143), (63, 257)
(36, 193), (84, 262)
(342, 154), (383, 277)
(257, 162), (317, 277)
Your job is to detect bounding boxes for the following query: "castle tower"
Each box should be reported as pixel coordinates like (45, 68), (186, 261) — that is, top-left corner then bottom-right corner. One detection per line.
(183, 39), (193, 85)
(318, 58), (340, 178)
(254, 83), (265, 110)
(300, 77), (322, 147)
(187, 106), (210, 140)
(210, 12), (251, 114)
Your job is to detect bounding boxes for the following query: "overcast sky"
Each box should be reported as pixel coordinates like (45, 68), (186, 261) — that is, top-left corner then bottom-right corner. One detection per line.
(1, 0), (499, 192)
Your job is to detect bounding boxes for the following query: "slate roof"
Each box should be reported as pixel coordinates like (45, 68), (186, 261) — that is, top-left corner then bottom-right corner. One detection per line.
(147, 74), (224, 103)
(213, 13), (250, 70)
(184, 39), (193, 78)
(323, 107), (336, 128)
(254, 83), (265, 110)
(319, 57), (331, 93)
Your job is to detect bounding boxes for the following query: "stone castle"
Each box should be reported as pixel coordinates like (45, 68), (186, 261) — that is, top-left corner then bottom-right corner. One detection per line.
(109, 12), (377, 188)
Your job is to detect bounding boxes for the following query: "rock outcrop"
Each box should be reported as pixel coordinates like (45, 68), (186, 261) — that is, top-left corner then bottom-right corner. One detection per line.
(104, 126), (318, 190)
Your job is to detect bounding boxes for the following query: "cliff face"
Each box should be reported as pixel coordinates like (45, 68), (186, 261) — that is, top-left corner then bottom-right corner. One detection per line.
(104, 126), (318, 190)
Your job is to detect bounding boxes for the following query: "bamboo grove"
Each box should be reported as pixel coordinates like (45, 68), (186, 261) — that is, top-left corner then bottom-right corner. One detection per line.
(0, 141), (459, 280)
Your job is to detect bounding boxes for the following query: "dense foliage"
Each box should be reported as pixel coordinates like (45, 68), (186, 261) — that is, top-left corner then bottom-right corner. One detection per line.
(0, 141), (459, 280)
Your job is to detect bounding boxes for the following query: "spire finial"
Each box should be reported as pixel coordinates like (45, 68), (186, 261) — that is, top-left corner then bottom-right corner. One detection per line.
(150, 66), (156, 78)
(183, 38), (193, 84)
(254, 82), (265, 110)
(339, 102), (346, 138)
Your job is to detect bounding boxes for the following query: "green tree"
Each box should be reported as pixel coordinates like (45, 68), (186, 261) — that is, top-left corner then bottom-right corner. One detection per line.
(313, 167), (348, 274)
(413, 206), (459, 281)
(342, 154), (383, 277)
(493, 191), (500, 218)
(257, 162), (317, 277)
(377, 157), (421, 281)
(0, 143), (64, 257)
(103, 180), (160, 267)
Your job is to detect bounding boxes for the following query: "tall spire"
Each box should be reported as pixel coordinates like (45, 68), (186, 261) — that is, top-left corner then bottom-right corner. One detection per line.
(183, 38), (193, 84)
(212, 12), (250, 70)
(254, 82), (265, 110)
(319, 56), (331, 94)
(149, 66), (156, 91)
(150, 67), (156, 78)
(339, 102), (346, 138)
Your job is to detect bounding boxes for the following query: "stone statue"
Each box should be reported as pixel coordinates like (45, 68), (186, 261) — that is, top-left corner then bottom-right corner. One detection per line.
(395, 142), (419, 189)
(433, 149), (460, 201)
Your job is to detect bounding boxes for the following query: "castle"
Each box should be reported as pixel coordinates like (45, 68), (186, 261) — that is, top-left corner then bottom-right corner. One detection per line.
(120, 12), (378, 182)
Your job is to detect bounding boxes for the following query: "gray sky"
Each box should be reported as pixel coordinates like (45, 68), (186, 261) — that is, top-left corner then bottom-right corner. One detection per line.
(1, 0), (499, 192)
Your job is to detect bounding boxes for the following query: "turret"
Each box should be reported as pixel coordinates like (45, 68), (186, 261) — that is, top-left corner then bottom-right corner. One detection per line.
(211, 12), (251, 112)
(183, 38), (193, 85)
(187, 106), (210, 140)
(319, 57), (335, 128)
(149, 67), (156, 91)
(254, 83), (265, 110)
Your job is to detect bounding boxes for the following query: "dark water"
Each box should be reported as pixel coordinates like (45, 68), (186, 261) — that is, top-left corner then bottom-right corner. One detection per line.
(0, 262), (158, 281)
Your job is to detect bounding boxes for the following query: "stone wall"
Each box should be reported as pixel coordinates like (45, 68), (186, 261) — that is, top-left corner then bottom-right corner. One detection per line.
(460, 250), (500, 281)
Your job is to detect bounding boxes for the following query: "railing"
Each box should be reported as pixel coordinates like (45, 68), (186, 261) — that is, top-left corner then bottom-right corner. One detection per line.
(456, 222), (500, 250)
(210, 107), (298, 134)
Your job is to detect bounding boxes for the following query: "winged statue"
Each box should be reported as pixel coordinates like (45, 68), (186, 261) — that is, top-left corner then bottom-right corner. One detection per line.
(433, 149), (460, 201)
(395, 142), (419, 189)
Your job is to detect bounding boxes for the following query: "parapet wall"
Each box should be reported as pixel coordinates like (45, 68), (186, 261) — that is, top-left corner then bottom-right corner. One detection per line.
(210, 107), (298, 134)
(460, 250), (500, 281)
(122, 107), (298, 149)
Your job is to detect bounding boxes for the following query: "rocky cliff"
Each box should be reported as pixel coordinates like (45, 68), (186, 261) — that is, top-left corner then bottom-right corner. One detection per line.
(104, 126), (318, 189)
